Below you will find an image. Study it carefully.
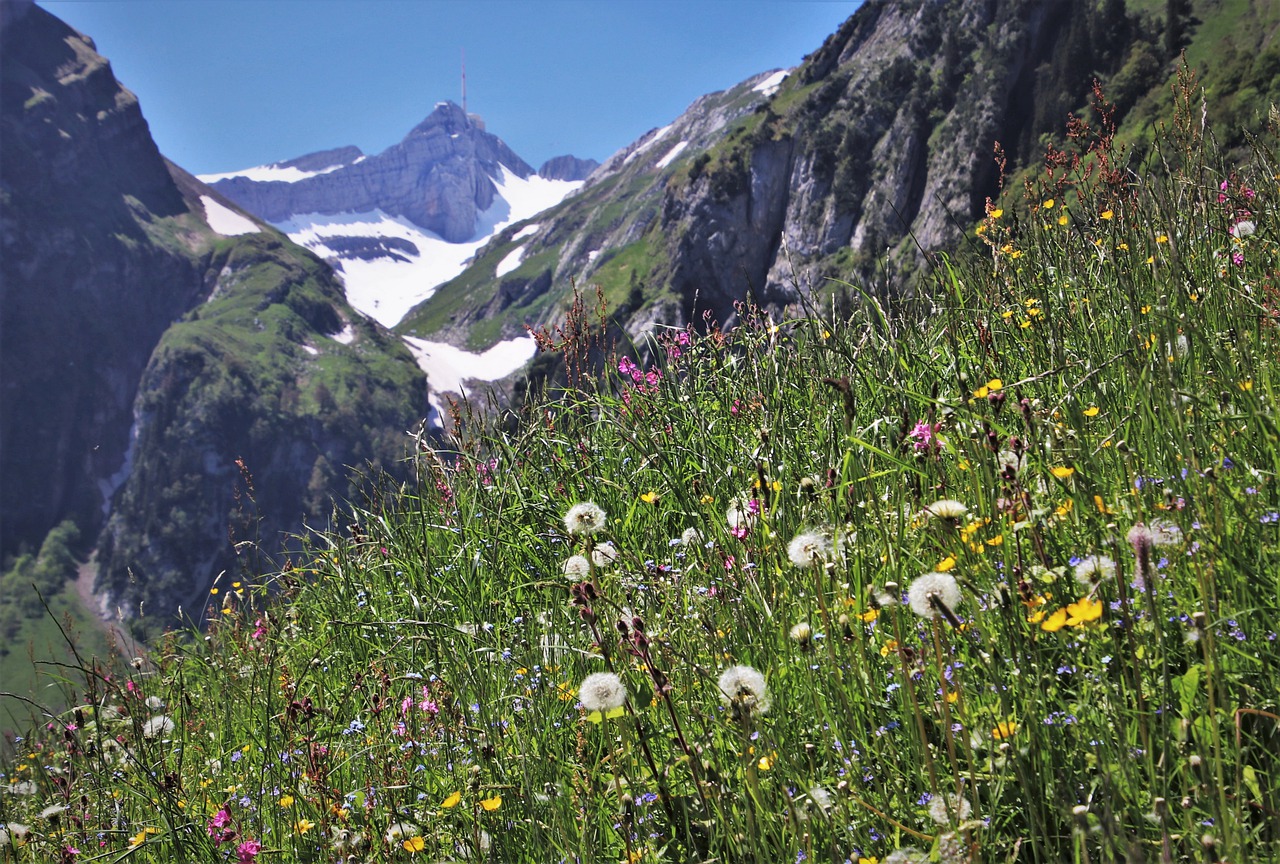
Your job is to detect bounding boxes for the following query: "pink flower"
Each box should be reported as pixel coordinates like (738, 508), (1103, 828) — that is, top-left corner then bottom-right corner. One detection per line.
(1233, 251), (1245, 266)
(208, 808), (232, 838)
(909, 419), (940, 452)
(236, 839), (262, 863)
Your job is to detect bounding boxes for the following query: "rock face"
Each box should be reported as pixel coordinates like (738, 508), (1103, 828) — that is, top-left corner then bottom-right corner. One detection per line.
(400, 0), (1137, 348)
(206, 103), (534, 242)
(538, 155), (600, 182)
(1, 3), (426, 627)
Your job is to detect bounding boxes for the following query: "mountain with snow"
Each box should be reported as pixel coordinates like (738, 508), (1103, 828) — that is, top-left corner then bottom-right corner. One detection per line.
(201, 103), (591, 328)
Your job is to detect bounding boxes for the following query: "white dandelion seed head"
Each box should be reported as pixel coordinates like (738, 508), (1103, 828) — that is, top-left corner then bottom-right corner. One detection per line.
(806, 786), (833, 814)
(37, 804), (67, 821)
(5, 781), (35, 796)
(1232, 220), (1256, 238)
(1149, 519), (1183, 546)
(787, 530), (835, 568)
(1166, 334), (1189, 359)
(998, 450), (1027, 474)
(578, 672), (627, 713)
(141, 715), (174, 739)
(907, 572), (962, 619)
(873, 587), (899, 608)
(0, 824), (30, 846)
(789, 621), (813, 644)
(726, 495), (758, 530)
(564, 502), (606, 536)
(384, 822), (418, 844)
(563, 555), (591, 579)
(1073, 554), (1116, 586)
(928, 793), (973, 826)
(145, 695), (164, 711)
(717, 664), (770, 720)
(591, 542), (620, 568)
(680, 527), (704, 547)
(923, 499), (968, 521)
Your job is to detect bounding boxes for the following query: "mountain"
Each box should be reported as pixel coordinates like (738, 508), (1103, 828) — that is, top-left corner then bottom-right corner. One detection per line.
(201, 105), (588, 328)
(397, 0), (1266, 362)
(1, 0), (426, 628)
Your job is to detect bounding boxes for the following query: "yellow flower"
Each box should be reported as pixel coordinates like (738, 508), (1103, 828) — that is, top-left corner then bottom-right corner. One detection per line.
(404, 836), (426, 853)
(1101, 209), (1114, 220)
(699, 494), (715, 505)
(1083, 405), (1099, 417)
(442, 791), (462, 809)
(1027, 609), (1047, 624)
(990, 208), (1004, 219)
(1239, 379), (1254, 391)
(1051, 466), (1075, 480)
(295, 819), (315, 834)
(1040, 608), (1069, 632)
(480, 795), (503, 812)
(879, 639), (898, 657)
(639, 491), (659, 504)
(992, 721), (1019, 740)
(936, 555), (956, 572)
(1058, 213), (1069, 226)
(279, 794), (294, 808)
(1042, 198), (1055, 209)
(757, 752), (776, 770)
(986, 535), (1004, 547)
(1065, 597), (1103, 626)
(210, 587), (219, 595)
(975, 223), (988, 236)
(1094, 495), (1113, 515)
(1156, 234), (1169, 243)
(858, 608), (878, 623)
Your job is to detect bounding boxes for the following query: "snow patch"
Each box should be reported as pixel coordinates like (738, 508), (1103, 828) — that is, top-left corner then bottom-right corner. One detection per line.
(655, 141), (689, 169)
(331, 324), (356, 345)
(513, 223), (541, 240)
(199, 162), (346, 184)
(625, 124), (674, 164)
(588, 249), (602, 262)
(302, 345), (319, 356)
(200, 196), (259, 236)
(272, 165), (580, 328)
(403, 335), (538, 428)
(753, 69), (789, 96)
(495, 244), (527, 277)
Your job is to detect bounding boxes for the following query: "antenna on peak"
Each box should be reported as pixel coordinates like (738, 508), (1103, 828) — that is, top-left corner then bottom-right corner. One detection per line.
(461, 48), (467, 115)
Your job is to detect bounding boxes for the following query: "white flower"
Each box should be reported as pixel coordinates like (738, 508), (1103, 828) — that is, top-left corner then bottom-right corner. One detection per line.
(141, 715), (174, 739)
(787, 530), (835, 568)
(680, 527), (703, 546)
(578, 672), (627, 713)
(717, 665), (770, 720)
(907, 572), (962, 619)
(1073, 554), (1116, 586)
(789, 621), (813, 646)
(564, 502), (606, 536)
(1232, 220), (1256, 239)
(923, 499), (967, 522)
(997, 449), (1026, 474)
(145, 695), (164, 711)
(563, 555), (591, 579)
(726, 495), (758, 532)
(928, 793), (972, 825)
(591, 542), (619, 568)
(384, 822), (419, 844)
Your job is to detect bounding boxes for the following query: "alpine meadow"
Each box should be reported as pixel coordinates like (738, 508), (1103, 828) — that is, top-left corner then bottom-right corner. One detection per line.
(5, 2), (1280, 864)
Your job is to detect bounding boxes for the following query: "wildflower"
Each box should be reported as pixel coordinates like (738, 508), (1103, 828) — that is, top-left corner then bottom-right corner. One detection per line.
(144, 695), (164, 711)
(236, 839), (262, 863)
(907, 572), (962, 619)
(787, 530), (834, 568)
(1065, 597), (1103, 626)
(562, 555), (591, 579)
(1231, 220), (1256, 239)
(726, 496), (759, 535)
(478, 794), (503, 812)
(578, 672), (627, 713)
(717, 665), (771, 720)
(680, 527), (703, 546)
(909, 420), (941, 453)
(142, 715), (175, 739)
(403, 836), (426, 853)
(639, 491), (659, 504)
(789, 621), (814, 650)
(1051, 466), (1075, 480)
(441, 791), (462, 809)
(384, 822), (419, 844)
(992, 721), (1019, 739)
(1073, 555), (1116, 587)
(295, 818), (315, 834)
(591, 542), (619, 568)
(207, 808), (232, 837)
(564, 502), (606, 536)
(1149, 518), (1183, 546)
(922, 499), (967, 523)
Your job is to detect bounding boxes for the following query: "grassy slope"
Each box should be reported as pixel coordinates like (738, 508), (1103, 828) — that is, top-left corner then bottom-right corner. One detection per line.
(2, 86), (1278, 862)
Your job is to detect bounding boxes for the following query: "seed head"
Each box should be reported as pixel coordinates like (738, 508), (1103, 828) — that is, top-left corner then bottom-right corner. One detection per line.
(578, 672), (627, 713)
(1073, 554), (1116, 587)
(717, 664), (770, 720)
(907, 572), (962, 619)
(564, 502), (606, 536)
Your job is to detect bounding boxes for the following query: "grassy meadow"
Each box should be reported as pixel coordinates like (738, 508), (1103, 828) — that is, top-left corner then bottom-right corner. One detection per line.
(3, 91), (1280, 863)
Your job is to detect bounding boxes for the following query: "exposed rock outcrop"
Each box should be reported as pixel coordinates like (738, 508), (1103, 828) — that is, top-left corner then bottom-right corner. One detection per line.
(538, 155), (600, 182)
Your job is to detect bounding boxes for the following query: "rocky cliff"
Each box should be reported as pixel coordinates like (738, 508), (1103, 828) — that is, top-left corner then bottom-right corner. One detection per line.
(397, 0), (1140, 347)
(205, 102), (535, 243)
(538, 155), (600, 182)
(1, 1), (426, 627)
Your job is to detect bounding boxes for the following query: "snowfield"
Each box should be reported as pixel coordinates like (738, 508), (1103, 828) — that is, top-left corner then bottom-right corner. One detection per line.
(403, 335), (538, 428)
(200, 196), (260, 236)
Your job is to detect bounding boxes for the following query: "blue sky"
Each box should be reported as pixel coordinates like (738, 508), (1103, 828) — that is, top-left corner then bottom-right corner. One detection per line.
(43, 0), (861, 175)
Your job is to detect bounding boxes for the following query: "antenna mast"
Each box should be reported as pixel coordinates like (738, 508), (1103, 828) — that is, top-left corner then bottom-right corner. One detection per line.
(461, 48), (467, 114)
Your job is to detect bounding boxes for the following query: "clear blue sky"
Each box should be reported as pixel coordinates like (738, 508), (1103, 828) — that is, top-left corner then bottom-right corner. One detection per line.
(42, 0), (861, 175)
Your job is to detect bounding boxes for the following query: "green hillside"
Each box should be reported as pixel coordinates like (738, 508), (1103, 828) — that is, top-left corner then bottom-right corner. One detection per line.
(2, 76), (1278, 862)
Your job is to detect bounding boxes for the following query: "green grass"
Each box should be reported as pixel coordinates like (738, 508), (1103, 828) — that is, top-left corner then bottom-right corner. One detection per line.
(4, 84), (1280, 864)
